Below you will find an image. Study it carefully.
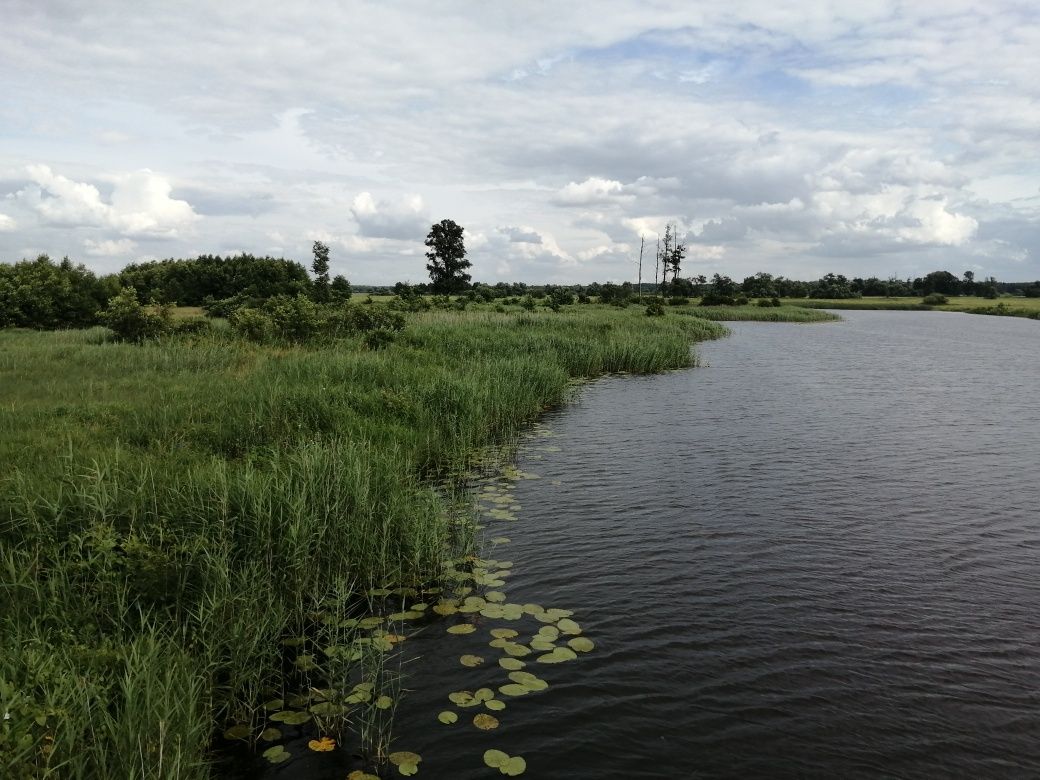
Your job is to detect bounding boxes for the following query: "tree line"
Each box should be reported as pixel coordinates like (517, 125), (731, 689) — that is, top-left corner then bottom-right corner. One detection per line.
(3, 218), (1039, 329)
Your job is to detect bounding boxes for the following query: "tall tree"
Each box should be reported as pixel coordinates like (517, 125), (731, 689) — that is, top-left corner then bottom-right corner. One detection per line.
(311, 241), (331, 302)
(425, 219), (471, 293)
(666, 225), (686, 289)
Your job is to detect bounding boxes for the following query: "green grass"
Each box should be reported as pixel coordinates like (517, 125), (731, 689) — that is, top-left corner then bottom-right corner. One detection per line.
(680, 304), (841, 323)
(0, 306), (725, 777)
(792, 296), (1040, 318)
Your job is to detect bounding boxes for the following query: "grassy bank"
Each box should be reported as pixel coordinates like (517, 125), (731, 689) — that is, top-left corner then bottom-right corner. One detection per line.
(0, 306), (724, 777)
(680, 304), (840, 323)
(793, 296), (1040, 319)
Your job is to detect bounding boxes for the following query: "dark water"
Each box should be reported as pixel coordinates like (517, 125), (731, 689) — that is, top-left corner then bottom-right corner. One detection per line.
(277, 311), (1040, 779)
(385, 311), (1040, 779)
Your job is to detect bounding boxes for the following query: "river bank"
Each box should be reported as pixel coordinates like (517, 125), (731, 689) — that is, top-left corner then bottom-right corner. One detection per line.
(0, 305), (725, 777)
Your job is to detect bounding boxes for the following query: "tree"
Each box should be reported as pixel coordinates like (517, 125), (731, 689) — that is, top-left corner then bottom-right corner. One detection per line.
(311, 241), (331, 303)
(425, 219), (471, 293)
(330, 274), (352, 302)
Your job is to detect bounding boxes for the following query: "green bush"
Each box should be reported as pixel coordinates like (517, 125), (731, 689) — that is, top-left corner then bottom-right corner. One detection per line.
(667, 296), (689, 306)
(645, 300), (666, 317)
(922, 293), (949, 305)
(98, 288), (172, 343)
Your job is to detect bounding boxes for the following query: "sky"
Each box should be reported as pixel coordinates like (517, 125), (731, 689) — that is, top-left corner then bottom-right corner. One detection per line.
(2, 1), (1040, 285)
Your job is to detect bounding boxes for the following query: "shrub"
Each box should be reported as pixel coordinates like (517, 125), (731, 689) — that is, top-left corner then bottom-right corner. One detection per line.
(771, 297), (782, 307)
(645, 300), (666, 317)
(700, 291), (734, 306)
(363, 328), (397, 350)
(668, 296), (689, 306)
(922, 293), (949, 305)
(99, 288), (172, 343)
(228, 307), (274, 343)
(519, 295), (536, 312)
(171, 317), (212, 336)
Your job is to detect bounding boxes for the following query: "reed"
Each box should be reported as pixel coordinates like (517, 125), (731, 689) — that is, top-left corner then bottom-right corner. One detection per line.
(0, 306), (725, 776)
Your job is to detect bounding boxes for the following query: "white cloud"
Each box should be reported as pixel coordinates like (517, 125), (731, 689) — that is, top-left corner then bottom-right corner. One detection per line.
(16, 165), (197, 238)
(350, 192), (429, 241)
(0, 213), (15, 232)
(83, 238), (137, 256)
(554, 177), (628, 206)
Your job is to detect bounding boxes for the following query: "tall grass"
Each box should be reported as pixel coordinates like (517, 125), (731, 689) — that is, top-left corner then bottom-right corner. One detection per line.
(0, 307), (724, 776)
(680, 305), (841, 322)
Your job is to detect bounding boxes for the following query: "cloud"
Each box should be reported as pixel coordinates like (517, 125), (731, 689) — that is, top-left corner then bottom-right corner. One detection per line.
(83, 238), (137, 256)
(498, 225), (543, 243)
(350, 192), (429, 241)
(0, 213), (15, 232)
(554, 177), (628, 206)
(16, 165), (198, 238)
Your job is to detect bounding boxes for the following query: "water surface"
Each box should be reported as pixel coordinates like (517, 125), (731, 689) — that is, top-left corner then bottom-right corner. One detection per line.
(391, 311), (1040, 778)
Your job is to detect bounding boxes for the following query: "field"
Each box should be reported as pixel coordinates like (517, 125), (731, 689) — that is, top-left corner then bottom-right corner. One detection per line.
(791, 296), (1040, 318)
(0, 305), (725, 777)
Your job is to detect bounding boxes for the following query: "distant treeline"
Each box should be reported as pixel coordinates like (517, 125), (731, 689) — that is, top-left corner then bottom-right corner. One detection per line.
(2, 253), (1039, 330)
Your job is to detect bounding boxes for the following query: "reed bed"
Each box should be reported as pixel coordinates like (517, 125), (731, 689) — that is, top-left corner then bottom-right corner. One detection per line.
(0, 306), (724, 777)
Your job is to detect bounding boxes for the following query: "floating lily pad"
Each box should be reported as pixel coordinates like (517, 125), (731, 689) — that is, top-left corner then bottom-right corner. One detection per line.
(490, 628), (518, 639)
(474, 688), (495, 702)
(460, 654), (484, 668)
(498, 657), (525, 670)
(270, 710), (312, 725)
(259, 727), (282, 741)
(438, 710), (458, 724)
(490, 537), (511, 544)
(448, 691), (478, 707)
(498, 683), (530, 697)
(537, 626), (560, 641)
(263, 745), (291, 764)
(568, 636), (595, 653)
(502, 643), (531, 657)
(375, 695), (393, 710)
(388, 751), (422, 777)
(347, 772), (381, 780)
(308, 736), (336, 752)
(447, 623), (476, 635)
(310, 701), (345, 717)
(536, 647), (578, 664)
(223, 724), (251, 740)
(557, 618), (581, 635)
(508, 671), (549, 691)
(432, 603), (458, 616)
(484, 749), (509, 768)
(263, 698), (285, 711)
(473, 713), (500, 730)
(501, 756), (527, 775)
(358, 617), (384, 629)
(530, 638), (556, 651)
(485, 698), (506, 711)
(485, 591), (507, 603)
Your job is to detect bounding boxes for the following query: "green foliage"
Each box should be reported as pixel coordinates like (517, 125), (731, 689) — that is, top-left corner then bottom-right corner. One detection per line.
(668, 296), (689, 306)
(519, 295), (536, 312)
(0, 255), (114, 329)
(331, 274), (352, 302)
(922, 293), (949, 305)
(392, 284), (431, 312)
(119, 254), (311, 305)
(311, 241), (331, 303)
(425, 219), (471, 293)
(645, 300), (665, 317)
(230, 297), (406, 344)
(99, 287), (173, 342)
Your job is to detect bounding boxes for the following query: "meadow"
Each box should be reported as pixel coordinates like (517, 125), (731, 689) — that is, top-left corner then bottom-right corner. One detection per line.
(791, 296), (1040, 318)
(0, 305), (725, 778)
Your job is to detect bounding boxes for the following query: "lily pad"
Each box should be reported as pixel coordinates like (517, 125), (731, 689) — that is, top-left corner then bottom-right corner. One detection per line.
(389, 751), (422, 777)
(484, 749), (509, 768)
(473, 713), (500, 730)
(502, 643), (532, 657)
(498, 657), (525, 670)
(270, 710), (312, 725)
(263, 745), (291, 764)
(485, 591), (507, 603)
(438, 710), (458, 724)
(447, 623), (476, 635)
(347, 772), (381, 780)
(568, 636), (595, 653)
(508, 671), (548, 691)
(557, 618), (581, 635)
(501, 756), (527, 775)
(310, 701), (345, 717)
(536, 647), (578, 664)
(485, 698), (506, 711)
(460, 654), (484, 668)
(375, 695), (393, 710)
(490, 628), (518, 639)
(223, 724), (251, 740)
(498, 683), (530, 697)
(259, 727), (282, 741)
